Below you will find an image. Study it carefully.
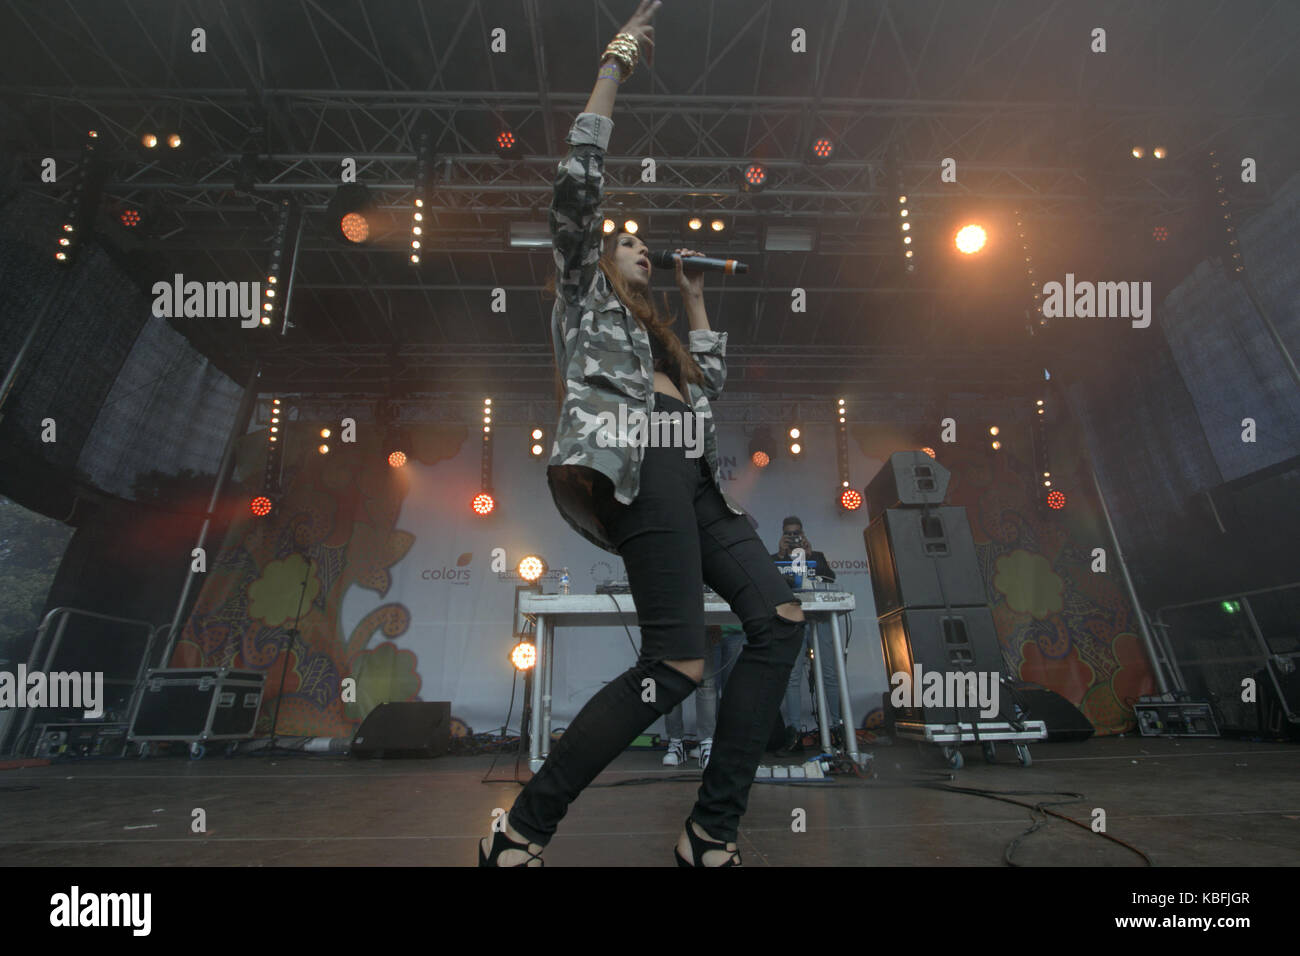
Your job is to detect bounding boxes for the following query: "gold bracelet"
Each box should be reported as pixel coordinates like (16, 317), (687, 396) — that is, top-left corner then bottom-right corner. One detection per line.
(603, 33), (639, 78)
(613, 32), (640, 65)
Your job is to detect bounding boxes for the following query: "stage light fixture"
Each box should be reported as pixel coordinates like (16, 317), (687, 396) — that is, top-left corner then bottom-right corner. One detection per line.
(1047, 490), (1065, 510)
(476, 398), (496, 514)
(495, 129), (519, 159)
(56, 133), (106, 266)
(764, 225), (816, 252)
(518, 555), (546, 582)
(319, 444), (330, 455)
(1221, 600), (1240, 614)
(955, 224), (987, 254)
(508, 222), (550, 248)
(752, 451), (770, 468)
(120, 208), (141, 228)
(511, 641), (537, 671)
(250, 496), (272, 517)
(142, 133), (158, 149)
(840, 488), (862, 511)
(1207, 151), (1246, 279)
(1153, 225), (1169, 241)
(388, 450), (406, 468)
(529, 426), (546, 457)
(325, 183), (375, 245)
(834, 399), (853, 492)
(1131, 146), (1144, 159)
(741, 163), (767, 193)
(922, 447), (936, 459)
(603, 218), (617, 234)
(687, 216), (703, 231)
(809, 136), (834, 165)
(412, 130), (433, 265)
(989, 426), (999, 436)
(263, 198), (301, 327)
(991, 440), (1001, 451)
(709, 219), (726, 233)
(168, 133), (182, 149)
(1153, 147), (1166, 160)
(320, 428), (330, 438)
(623, 219), (638, 234)
(887, 148), (914, 273)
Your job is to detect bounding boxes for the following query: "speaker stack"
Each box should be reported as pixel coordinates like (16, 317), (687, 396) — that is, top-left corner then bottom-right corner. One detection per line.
(865, 452), (1007, 725)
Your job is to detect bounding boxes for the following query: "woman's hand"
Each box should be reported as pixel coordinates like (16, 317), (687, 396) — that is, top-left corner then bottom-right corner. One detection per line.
(618, 0), (661, 67)
(674, 247), (704, 299)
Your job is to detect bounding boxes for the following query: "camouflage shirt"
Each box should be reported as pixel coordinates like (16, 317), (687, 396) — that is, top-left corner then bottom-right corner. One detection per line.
(547, 112), (746, 555)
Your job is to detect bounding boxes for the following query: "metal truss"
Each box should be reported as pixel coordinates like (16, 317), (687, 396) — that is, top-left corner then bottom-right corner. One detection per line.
(245, 342), (1040, 396)
(21, 88), (1276, 228)
(261, 390), (1030, 429)
(8, 0), (1298, 384)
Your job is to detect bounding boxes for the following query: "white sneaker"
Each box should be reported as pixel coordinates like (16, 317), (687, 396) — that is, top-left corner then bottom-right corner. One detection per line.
(662, 738), (686, 766)
(698, 738), (712, 771)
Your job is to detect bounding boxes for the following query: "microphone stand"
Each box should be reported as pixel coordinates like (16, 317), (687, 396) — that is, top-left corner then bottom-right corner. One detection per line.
(268, 543), (313, 752)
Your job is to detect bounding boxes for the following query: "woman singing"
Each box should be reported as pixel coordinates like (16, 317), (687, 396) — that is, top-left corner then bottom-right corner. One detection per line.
(479, 0), (806, 867)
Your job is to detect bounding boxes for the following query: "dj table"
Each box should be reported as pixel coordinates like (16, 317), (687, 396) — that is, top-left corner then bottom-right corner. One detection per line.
(517, 588), (859, 772)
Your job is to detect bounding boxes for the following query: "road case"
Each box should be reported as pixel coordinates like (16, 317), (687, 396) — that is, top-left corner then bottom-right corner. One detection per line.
(128, 667), (266, 752)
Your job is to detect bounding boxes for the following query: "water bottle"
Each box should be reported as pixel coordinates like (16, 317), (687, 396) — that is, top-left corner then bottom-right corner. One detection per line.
(559, 568), (570, 595)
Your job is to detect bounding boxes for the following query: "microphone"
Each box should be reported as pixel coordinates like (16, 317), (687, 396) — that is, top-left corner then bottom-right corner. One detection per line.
(649, 250), (749, 274)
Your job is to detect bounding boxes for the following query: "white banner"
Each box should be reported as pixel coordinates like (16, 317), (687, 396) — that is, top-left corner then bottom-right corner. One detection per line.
(340, 422), (891, 737)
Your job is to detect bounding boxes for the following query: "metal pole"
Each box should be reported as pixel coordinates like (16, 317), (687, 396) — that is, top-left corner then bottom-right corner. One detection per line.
(1239, 598), (1277, 661)
(279, 208), (305, 337)
(158, 363), (261, 667)
(1089, 466), (1171, 694)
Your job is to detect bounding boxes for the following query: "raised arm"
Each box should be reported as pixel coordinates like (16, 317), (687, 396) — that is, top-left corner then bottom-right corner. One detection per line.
(549, 2), (660, 308)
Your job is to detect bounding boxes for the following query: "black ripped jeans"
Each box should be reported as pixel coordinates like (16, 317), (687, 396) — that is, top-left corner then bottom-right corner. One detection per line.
(510, 393), (806, 846)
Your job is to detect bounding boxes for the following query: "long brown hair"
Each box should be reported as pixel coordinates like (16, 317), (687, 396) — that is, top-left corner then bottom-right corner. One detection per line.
(545, 232), (706, 408)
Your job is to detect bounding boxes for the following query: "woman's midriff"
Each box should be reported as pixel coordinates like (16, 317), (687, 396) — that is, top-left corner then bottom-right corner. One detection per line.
(653, 370), (686, 403)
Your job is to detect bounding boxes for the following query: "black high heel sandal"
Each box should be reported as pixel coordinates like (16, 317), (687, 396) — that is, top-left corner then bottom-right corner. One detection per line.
(478, 827), (545, 867)
(674, 817), (741, 867)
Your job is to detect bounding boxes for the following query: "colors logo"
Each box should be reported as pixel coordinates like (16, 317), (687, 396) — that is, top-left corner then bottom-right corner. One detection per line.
(421, 552), (473, 585)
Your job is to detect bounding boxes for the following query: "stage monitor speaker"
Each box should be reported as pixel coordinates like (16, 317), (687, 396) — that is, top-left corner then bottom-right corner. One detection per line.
(866, 451), (950, 517)
(878, 606), (1006, 724)
(351, 701), (451, 758)
(1008, 682), (1094, 741)
(865, 506), (986, 615)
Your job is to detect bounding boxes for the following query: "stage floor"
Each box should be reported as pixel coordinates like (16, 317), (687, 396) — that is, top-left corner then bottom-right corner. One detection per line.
(1, 737), (1295, 866)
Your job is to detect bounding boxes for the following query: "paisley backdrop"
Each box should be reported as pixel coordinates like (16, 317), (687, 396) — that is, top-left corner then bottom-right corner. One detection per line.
(173, 407), (1156, 741)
